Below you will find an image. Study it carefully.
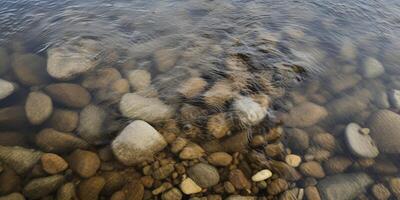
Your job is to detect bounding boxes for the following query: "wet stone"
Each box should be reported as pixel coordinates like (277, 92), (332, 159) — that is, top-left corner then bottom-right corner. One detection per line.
(77, 176), (105, 200)
(45, 83), (91, 108)
(362, 57), (385, 78)
(111, 120), (167, 165)
(77, 104), (108, 145)
(267, 178), (288, 195)
(282, 102), (328, 128)
(323, 156), (352, 175)
(102, 171), (125, 195)
(286, 128), (310, 152)
(23, 175), (65, 199)
(0, 145), (42, 175)
(48, 109), (79, 132)
(180, 178), (202, 195)
(179, 143), (205, 160)
(25, 91), (53, 125)
(299, 161), (325, 179)
(251, 169), (272, 182)
(127, 69), (151, 91)
(368, 110), (400, 154)
(161, 187), (182, 200)
(0, 193), (25, 200)
(285, 154), (301, 167)
(0, 79), (15, 100)
(345, 123), (379, 158)
(68, 149), (100, 178)
(317, 173), (373, 200)
(40, 153), (68, 174)
(207, 152), (233, 166)
(371, 183), (391, 200)
(188, 163), (220, 188)
(305, 186), (321, 200)
(0, 166), (21, 195)
(229, 169), (251, 190)
(82, 67), (121, 90)
(12, 53), (50, 86)
(389, 89), (400, 109)
(35, 128), (90, 153)
(152, 163), (174, 180)
(57, 182), (77, 200)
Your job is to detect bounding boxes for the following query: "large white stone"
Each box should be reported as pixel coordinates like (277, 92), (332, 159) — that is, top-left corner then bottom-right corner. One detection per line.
(119, 93), (174, 123)
(111, 120), (167, 165)
(345, 123), (379, 158)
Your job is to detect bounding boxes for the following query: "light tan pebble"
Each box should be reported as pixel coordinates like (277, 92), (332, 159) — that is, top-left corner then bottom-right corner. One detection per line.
(180, 178), (202, 195)
(269, 160), (302, 181)
(179, 143), (205, 160)
(264, 143), (285, 158)
(127, 69), (151, 91)
(299, 161), (325, 179)
(141, 176), (154, 188)
(286, 128), (310, 152)
(221, 131), (249, 153)
(267, 178), (288, 195)
(389, 178), (400, 198)
(48, 109), (79, 132)
(251, 169), (272, 182)
(178, 77), (207, 99)
(250, 135), (266, 147)
(77, 176), (105, 200)
(282, 102), (328, 128)
(307, 147), (332, 161)
(229, 169), (251, 190)
(25, 91), (53, 125)
(171, 137), (188, 154)
(152, 163), (175, 180)
(40, 153), (68, 174)
(161, 187), (182, 200)
(372, 183), (391, 200)
(152, 182), (173, 195)
(154, 48), (178, 72)
(305, 186), (321, 200)
(285, 154), (302, 167)
(111, 79), (130, 95)
(207, 152), (233, 167)
(304, 154), (314, 161)
(357, 158), (375, 168)
(207, 113), (231, 139)
(0, 79), (16, 100)
(57, 182), (77, 200)
(67, 149), (100, 178)
(203, 80), (236, 108)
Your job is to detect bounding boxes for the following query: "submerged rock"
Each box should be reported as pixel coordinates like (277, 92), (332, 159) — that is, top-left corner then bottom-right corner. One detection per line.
(47, 39), (101, 80)
(345, 123), (379, 158)
(389, 89), (400, 109)
(119, 93), (174, 123)
(68, 149), (100, 178)
(25, 91), (53, 125)
(111, 120), (167, 165)
(23, 175), (64, 199)
(368, 110), (400, 154)
(231, 95), (269, 127)
(77, 104), (108, 144)
(317, 173), (373, 200)
(0, 146), (42, 174)
(362, 57), (385, 78)
(35, 128), (90, 153)
(0, 193), (25, 200)
(12, 53), (50, 86)
(187, 163), (220, 188)
(48, 109), (79, 132)
(0, 79), (15, 100)
(282, 102), (328, 128)
(45, 83), (91, 108)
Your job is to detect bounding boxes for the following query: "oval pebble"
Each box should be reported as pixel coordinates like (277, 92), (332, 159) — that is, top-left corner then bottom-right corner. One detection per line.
(251, 169), (272, 182)
(345, 123), (379, 158)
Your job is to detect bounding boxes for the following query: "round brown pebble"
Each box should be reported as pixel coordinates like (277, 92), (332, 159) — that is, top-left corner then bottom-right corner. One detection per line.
(68, 149), (100, 178)
(41, 153), (68, 174)
(110, 191), (126, 200)
(305, 186), (321, 200)
(48, 109), (79, 132)
(179, 143), (205, 160)
(102, 171), (125, 195)
(25, 91), (53, 125)
(323, 156), (352, 175)
(207, 152), (233, 166)
(45, 83), (91, 108)
(57, 182), (77, 200)
(312, 133), (336, 151)
(389, 178), (400, 198)
(78, 176), (105, 200)
(299, 161), (325, 178)
(229, 169), (251, 190)
(267, 178), (288, 195)
(0, 166), (20, 195)
(161, 187), (182, 200)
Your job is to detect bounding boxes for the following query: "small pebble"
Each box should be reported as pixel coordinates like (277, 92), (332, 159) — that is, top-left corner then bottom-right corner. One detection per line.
(251, 169), (272, 182)
(40, 153), (68, 174)
(180, 178), (202, 195)
(285, 154), (302, 167)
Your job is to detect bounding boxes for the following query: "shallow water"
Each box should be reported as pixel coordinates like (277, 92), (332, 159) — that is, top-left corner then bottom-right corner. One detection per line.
(1, 0), (400, 199)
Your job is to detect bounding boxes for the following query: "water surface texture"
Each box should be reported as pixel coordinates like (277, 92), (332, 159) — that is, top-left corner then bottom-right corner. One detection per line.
(0, 0), (400, 199)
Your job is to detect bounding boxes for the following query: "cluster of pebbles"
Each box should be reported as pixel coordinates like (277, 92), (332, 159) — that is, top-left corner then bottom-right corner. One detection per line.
(0, 32), (400, 200)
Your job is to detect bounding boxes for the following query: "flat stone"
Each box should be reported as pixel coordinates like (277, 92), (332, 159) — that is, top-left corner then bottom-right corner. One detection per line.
(35, 128), (89, 153)
(368, 110), (400, 154)
(282, 102), (328, 128)
(0, 79), (15, 100)
(47, 40), (100, 80)
(187, 163), (220, 188)
(251, 169), (272, 182)
(111, 120), (167, 165)
(68, 149), (100, 178)
(119, 93), (174, 123)
(345, 123), (379, 158)
(0, 146), (42, 175)
(47, 109), (79, 132)
(23, 175), (65, 199)
(45, 83), (91, 108)
(180, 178), (202, 195)
(25, 91), (53, 125)
(317, 173), (373, 200)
